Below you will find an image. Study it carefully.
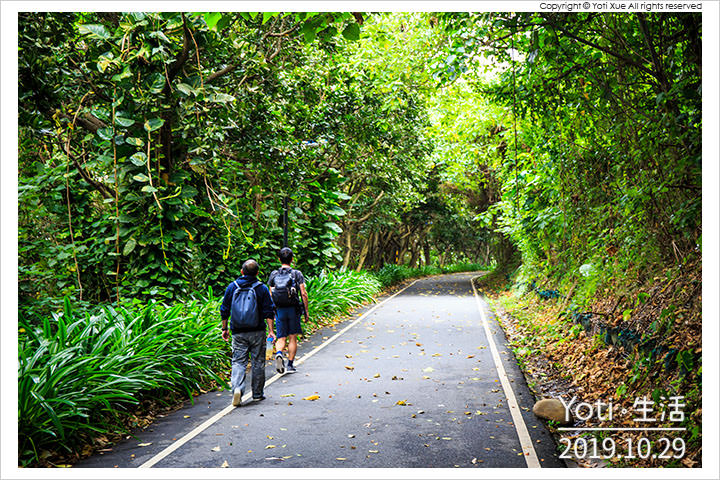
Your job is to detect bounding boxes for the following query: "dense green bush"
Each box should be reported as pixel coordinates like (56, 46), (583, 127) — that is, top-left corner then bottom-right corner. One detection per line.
(305, 270), (382, 328)
(18, 296), (227, 466)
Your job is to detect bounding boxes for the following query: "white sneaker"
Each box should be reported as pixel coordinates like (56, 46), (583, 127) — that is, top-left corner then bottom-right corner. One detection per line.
(275, 353), (285, 374)
(232, 388), (243, 407)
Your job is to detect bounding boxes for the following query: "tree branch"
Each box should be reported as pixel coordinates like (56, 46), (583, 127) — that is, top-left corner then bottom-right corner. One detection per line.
(206, 63), (238, 84)
(542, 14), (659, 82)
(636, 13), (670, 93)
(168, 14), (192, 80)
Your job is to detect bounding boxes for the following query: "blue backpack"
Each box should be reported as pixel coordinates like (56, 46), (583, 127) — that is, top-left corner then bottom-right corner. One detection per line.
(230, 280), (262, 331)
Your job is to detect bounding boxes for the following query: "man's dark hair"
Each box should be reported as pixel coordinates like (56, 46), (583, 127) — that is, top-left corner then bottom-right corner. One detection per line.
(279, 247), (293, 264)
(241, 259), (260, 277)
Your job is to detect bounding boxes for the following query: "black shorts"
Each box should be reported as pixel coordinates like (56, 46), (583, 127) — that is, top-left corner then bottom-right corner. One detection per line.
(276, 306), (302, 338)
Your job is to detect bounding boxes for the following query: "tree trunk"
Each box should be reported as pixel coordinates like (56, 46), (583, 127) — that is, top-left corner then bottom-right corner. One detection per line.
(423, 241), (432, 267)
(355, 231), (373, 272)
(342, 227), (353, 269)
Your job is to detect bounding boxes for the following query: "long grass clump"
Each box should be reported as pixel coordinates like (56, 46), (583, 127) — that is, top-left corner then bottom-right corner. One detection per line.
(304, 270), (381, 328)
(18, 296), (227, 466)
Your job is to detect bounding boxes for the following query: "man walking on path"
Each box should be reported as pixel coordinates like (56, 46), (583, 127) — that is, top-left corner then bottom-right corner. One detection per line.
(268, 247), (309, 374)
(220, 259), (275, 407)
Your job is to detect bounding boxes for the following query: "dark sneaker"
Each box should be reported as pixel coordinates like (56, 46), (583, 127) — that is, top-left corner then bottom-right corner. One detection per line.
(286, 364), (297, 374)
(275, 353), (285, 374)
(232, 388), (243, 407)
(252, 396), (266, 402)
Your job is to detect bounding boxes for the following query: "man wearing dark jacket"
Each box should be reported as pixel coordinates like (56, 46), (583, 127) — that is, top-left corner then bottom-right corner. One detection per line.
(220, 259), (275, 407)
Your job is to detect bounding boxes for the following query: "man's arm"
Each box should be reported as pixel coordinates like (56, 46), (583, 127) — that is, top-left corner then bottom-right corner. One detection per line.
(299, 283), (309, 319)
(220, 283), (233, 341)
(265, 317), (275, 340)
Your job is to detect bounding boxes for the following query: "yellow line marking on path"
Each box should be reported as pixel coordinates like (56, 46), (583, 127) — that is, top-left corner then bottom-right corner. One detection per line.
(471, 275), (541, 468)
(139, 278), (422, 468)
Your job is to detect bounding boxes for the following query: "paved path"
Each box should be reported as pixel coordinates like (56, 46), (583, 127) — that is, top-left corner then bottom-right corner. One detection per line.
(78, 272), (563, 469)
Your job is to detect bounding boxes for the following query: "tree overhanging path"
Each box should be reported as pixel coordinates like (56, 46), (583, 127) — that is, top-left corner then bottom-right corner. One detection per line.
(78, 273), (563, 468)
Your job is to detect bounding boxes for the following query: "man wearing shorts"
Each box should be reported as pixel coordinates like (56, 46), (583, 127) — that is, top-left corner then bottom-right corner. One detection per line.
(268, 247), (309, 374)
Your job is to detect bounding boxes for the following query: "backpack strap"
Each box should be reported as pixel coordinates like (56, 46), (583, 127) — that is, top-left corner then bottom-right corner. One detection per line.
(233, 280), (241, 290)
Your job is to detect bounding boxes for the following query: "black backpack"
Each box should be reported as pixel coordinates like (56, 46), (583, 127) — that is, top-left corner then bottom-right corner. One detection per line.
(272, 268), (299, 307)
(230, 280), (262, 331)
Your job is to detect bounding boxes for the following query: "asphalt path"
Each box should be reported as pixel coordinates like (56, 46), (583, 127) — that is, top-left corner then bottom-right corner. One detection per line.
(77, 272), (563, 469)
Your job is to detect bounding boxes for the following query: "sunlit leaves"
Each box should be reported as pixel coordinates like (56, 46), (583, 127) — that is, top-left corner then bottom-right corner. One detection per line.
(78, 23), (110, 40)
(143, 118), (165, 132)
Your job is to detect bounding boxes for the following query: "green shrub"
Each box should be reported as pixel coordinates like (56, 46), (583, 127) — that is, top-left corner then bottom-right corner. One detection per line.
(305, 270), (381, 327)
(18, 297), (227, 466)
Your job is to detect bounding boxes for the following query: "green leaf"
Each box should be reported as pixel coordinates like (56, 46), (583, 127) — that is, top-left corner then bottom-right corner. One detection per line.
(323, 222), (342, 233)
(78, 24), (111, 40)
(342, 23), (360, 41)
(115, 115), (135, 127)
(176, 83), (196, 96)
(302, 23), (317, 43)
(209, 93), (236, 103)
(142, 185), (158, 193)
(203, 12), (222, 30)
(129, 152), (147, 167)
(97, 127), (114, 140)
(123, 238), (137, 256)
(147, 73), (166, 94)
(262, 12), (277, 24)
(126, 137), (144, 147)
(111, 66), (132, 82)
(327, 206), (346, 217)
(132, 174), (150, 183)
(144, 118), (165, 132)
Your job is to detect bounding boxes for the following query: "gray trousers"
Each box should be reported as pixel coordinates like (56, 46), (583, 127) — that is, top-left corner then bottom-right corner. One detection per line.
(230, 330), (266, 398)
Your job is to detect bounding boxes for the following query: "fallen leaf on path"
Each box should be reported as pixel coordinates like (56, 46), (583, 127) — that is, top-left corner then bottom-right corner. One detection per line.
(137, 442), (152, 447)
(345, 366), (355, 371)
(345, 354), (352, 358)
(432, 353), (442, 357)
(396, 400), (410, 406)
(265, 445), (276, 449)
(221, 460), (229, 468)
(336, 457), (347, 461)
(211, 446), (221, 452)
(303, 395), (320, 401)
(422, 376), (430, 379)
(423, 367), (434, 373)
(280, 394), (294, 397)
(467, 355), (475, 358)
(183, 415), (191, 418)
(373, 373), (380, 378)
